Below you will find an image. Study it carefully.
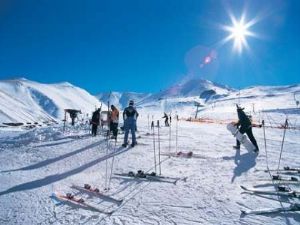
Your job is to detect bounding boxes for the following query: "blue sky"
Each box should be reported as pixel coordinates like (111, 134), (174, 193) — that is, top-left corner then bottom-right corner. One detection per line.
(0, 0), (299, 93)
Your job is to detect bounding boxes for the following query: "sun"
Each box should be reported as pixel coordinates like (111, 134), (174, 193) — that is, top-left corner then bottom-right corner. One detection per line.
(222, 13), (257, 53)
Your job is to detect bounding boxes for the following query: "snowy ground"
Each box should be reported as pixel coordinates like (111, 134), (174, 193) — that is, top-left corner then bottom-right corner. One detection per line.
(0, 112), (299, 225)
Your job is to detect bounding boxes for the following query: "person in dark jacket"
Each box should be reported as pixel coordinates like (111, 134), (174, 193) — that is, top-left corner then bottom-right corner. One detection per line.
(91, 108), (100, 136)
(162, 112), (169, 126)
(234, 105), (259, 152)
(122, 100), (139, 147)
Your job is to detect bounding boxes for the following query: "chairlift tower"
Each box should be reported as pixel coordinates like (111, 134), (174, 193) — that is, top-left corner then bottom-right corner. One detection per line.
(194, 102), (203, 119)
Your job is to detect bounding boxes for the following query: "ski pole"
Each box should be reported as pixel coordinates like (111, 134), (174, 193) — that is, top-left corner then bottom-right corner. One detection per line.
(175, 114), (178, 154)
(151, 120), (157, 174)
(105, 96), (111, 190)
(277, 119), (288, 172)
(147, 114), (150, 134)
(262, 120), (271, 175)
(168, 118), (171, 154)
(157, 120), (161, 175)
(108, 138), (117, 190)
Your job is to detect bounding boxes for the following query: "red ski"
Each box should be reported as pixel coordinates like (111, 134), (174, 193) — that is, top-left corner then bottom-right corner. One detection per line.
(53, 192), (114, 215)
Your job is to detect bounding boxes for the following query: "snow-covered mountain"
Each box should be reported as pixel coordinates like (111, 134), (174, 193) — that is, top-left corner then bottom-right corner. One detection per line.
(134, 80), (300, 120)
(96, 79), (233, 111)
(152, 78), (233, 99)
(96, 92), (151, 109)
(1, 77), (299, 125)
(0, 78), (103, 123)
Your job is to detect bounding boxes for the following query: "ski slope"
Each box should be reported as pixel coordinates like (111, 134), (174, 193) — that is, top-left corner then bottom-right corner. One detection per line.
(0, 78), (103, 124)
(0, 103), (299, 225)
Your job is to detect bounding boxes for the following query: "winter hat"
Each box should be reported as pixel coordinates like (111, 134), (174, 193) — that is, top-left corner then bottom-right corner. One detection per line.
(236, 104), (244, 111)
(129, 100), (134, 106)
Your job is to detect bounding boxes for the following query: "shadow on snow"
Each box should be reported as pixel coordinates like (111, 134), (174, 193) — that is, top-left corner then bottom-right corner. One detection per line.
(0, 147), (128, 196)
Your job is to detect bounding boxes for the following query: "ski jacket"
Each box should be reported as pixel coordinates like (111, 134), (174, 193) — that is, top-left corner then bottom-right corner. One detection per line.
(236, 109), (251, 129)
(162, 113), (168, 119)
(91, 110), (100, 125)
(123, 106), (139, 120)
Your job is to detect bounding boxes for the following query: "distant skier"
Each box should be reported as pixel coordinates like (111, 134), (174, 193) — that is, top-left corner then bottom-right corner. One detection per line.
(109, 105), (119, 140)
(122, 100), (139, 147)
(162, 112), (169, 127)
(233, 105), (259, 153)
(91, 108), (101, 136)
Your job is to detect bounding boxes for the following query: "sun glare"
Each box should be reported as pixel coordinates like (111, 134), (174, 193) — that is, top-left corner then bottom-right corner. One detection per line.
(222, 13), (257, 53)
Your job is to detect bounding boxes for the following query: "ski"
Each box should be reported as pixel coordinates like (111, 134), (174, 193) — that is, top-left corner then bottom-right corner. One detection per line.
(260, 175), (299, 183)
(52, 192), (114, 215)
(263, 166), (300, 172)
(114, 171), (179, 184)
(263, 168), (300, 173)
(240, 185), (300, 198)
(283, 166), (300, 171)
(161, 151), (205, 159)
(115, 170), (185, 181)
(71, 184), (123, 204)
(241, 203), (300, 215)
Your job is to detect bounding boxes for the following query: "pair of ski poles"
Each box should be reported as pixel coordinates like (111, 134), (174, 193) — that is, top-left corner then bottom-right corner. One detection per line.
(152, 118), (162, 175)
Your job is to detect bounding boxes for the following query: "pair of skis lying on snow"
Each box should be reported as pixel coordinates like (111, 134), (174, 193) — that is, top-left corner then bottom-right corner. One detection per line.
(114, 170), (187, 185)
(53, 172), (185, 214)
(262, 166), (300, 175)
(53, 184), (122, 215)
(240, 185), (300, 215)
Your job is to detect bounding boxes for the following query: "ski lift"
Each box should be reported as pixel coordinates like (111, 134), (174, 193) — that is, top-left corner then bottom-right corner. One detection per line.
(194, 102), (204, 119)
(294, 92), (300, 108)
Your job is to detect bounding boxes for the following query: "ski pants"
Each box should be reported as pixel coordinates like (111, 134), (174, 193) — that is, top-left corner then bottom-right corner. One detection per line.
(237, 126), (259, 150)
(165, 119), (169, 127)
(110, 122), (118, 138)
(123, 117), (136, 145)
(92, 124), (98, 136)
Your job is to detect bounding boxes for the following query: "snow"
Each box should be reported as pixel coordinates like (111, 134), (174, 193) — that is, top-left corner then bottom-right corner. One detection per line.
(0, 78), (300, 224)
(0, 103), (299, 224)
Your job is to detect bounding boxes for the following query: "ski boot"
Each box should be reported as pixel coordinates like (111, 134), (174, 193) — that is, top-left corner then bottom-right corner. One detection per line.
(131, 142), (137, 147)
(84, 184), (91, 190)
(66, 193), (74, 200)
(137, 170), (146, 178)
(233, 145), (240, 150)
(128, 171), (135, 177)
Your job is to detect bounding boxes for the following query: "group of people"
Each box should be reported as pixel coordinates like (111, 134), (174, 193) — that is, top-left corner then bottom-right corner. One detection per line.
(90, 100), (139, 148)
(90, 100), (259, 153)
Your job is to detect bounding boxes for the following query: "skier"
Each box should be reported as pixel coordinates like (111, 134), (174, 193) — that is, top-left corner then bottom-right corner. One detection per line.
(91, 108), (100, 136)
(109, 105), (119, 140)
(233, 105), (259, 153)
(122, 100), (139, 147)
(162, 112), (169, 127)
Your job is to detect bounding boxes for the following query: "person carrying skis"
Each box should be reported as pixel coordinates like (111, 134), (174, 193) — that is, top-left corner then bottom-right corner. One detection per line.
(233, 105), (259, 153)
(91, 108), (101, 136)
(122, 100), (139, 147)
(109, 105), (119, 140)
(162, 112), (169, 127)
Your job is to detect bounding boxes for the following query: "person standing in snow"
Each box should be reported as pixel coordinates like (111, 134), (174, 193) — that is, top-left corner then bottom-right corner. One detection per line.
(162, 112), (169, 127)
(122, 100), (139, 147)
(233, 105), (259, 153)
(109, 105), (119, 140)
(91, 108), (101, 136)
